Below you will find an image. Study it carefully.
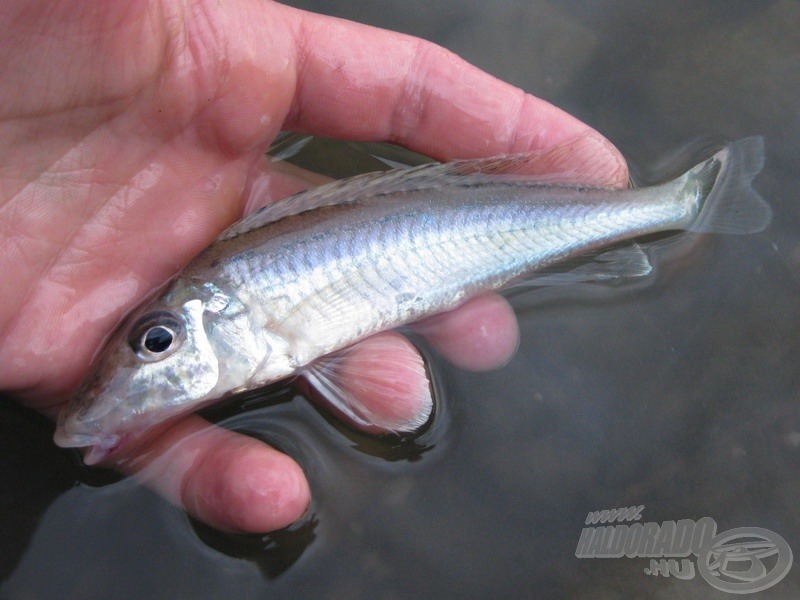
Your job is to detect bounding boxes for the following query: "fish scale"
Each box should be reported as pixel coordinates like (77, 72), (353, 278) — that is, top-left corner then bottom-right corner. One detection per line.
(217, 189), (691, 366)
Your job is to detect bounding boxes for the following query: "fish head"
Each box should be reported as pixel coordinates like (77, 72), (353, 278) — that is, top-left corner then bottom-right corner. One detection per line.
(54, 296), (221, 463)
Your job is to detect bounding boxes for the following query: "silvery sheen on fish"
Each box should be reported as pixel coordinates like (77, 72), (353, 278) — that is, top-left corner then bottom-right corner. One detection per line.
(54, 136), (770, 463)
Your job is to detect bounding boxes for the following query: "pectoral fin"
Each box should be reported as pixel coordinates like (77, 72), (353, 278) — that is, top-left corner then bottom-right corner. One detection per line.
(301, 333), (433, 433)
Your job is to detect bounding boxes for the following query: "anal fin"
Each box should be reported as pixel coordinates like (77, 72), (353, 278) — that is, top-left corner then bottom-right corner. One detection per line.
(513, 244), (653, 288)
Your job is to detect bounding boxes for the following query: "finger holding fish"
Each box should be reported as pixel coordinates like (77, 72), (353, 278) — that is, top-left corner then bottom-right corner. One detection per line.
(0, 0), (635, 535)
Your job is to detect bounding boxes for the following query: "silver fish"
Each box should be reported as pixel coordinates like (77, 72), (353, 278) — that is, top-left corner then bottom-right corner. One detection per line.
(54, 136), (770, 463)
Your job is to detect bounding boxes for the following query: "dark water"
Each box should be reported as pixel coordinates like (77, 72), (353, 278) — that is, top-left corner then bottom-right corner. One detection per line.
(3, 1), (799, 598)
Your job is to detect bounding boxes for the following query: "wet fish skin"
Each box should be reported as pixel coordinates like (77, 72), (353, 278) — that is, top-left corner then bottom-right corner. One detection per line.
(54, 137), (769, 463)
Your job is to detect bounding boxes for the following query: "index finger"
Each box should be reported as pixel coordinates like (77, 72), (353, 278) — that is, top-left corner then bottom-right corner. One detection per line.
(278, 4), (626, 181)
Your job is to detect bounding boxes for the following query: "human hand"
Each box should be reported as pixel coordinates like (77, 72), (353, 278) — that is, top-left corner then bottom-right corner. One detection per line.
(0, 1), (627, 532)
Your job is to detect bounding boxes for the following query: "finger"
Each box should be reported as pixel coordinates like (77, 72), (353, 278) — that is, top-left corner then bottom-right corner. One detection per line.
(113, 415), (310, 533)
(411, 293), (520, 372)
(278, 5), (627, 182)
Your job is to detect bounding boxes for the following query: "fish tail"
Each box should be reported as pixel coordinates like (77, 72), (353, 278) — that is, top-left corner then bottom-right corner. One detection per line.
(683, 136), (771, 234)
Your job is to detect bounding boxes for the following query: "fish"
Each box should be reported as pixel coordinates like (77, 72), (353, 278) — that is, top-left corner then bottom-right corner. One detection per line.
(53, 135), (770, 464)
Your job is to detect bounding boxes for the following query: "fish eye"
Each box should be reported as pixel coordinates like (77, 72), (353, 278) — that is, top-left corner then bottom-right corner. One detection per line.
(142, 326), (174, 353)
(129, 311), (184, 359)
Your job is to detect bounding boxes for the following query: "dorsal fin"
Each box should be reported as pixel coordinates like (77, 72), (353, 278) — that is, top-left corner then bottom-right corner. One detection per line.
(221, 132), (623, 241)
(267, 131), (314, 161)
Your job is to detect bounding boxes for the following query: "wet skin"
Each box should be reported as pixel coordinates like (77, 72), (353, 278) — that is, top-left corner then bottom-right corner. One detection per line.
(0, 1), (627, 532)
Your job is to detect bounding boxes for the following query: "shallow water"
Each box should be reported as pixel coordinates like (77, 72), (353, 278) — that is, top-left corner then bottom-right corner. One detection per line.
(2, 1), (799, 599)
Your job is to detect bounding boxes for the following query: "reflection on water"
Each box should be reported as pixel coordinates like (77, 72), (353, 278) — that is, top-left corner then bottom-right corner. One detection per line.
(3, 1), (799, 598)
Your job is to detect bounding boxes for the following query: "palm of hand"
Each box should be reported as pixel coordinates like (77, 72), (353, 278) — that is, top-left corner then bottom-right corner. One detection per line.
(0, 2), (297, 408)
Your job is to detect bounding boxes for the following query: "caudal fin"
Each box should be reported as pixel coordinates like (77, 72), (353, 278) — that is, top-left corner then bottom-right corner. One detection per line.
(687, 136), (771, 234)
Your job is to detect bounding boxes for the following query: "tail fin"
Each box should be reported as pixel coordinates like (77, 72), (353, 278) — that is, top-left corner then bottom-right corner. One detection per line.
(687, 136), (771, 234)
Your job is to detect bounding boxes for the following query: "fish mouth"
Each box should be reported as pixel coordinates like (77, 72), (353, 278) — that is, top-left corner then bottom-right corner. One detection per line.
(54, 408), (123, 465)
(53, 427), (123, 465)
(82, 435), (124, 465)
